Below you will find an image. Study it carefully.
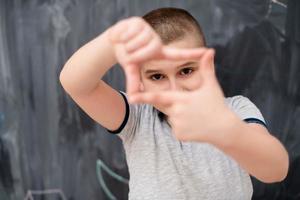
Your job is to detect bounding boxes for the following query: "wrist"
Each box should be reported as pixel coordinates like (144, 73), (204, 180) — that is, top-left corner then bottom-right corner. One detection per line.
(208, 109), (244, 150)
(102, 28), (118, 63)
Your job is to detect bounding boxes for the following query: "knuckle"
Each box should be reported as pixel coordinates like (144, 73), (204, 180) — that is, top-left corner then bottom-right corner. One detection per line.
(115, 19), (126, 27)
(153, 33), (162, 43)
(154, 38), (163, 52)
(124, 42), (134, 52)
(143, 27), (153, 40)
(147, 38), (162, 55)
(131, 17), (145, 26)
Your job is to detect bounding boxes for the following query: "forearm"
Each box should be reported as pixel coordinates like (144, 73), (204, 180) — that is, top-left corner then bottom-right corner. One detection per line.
(60, 28), (116, 95)
(212, 113), (289, 183)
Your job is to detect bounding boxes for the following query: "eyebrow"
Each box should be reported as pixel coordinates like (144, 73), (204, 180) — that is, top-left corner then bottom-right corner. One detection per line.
(144, 62), (197, 74)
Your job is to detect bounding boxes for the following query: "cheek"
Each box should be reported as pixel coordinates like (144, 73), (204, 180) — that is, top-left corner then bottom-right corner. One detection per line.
(142, 80), (168, 92)
(184, 74), (202, 91)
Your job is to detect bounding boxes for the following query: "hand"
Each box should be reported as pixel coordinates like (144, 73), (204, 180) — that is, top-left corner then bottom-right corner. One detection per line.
(108, 17), (207, 95)
(130, 49), (237, 144)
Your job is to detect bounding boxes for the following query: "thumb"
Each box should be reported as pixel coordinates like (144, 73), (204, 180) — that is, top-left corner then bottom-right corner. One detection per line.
(123, 63), (141, 95)
(199, 49), (216, 84)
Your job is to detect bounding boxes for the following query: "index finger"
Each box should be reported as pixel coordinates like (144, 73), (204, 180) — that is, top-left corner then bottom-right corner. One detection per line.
(129, 91), (184, 107)
(161, 47), (207, 61)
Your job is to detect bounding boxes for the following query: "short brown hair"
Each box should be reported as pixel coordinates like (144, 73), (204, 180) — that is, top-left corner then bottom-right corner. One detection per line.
(143, 7), (206, 46)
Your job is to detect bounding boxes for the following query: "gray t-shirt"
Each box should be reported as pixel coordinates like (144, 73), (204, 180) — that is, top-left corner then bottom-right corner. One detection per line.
(109, 93), (266, 200)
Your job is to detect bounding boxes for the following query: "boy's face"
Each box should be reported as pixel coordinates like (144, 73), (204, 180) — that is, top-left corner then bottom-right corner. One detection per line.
(140, 34), (211, 112)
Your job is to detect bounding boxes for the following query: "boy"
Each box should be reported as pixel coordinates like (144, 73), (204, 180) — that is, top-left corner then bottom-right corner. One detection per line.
(60, 7), (289, 200)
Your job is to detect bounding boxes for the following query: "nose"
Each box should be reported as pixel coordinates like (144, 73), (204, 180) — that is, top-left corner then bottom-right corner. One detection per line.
(168, 79), (183, 91)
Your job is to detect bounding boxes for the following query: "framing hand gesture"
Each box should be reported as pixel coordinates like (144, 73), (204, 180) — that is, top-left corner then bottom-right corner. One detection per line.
(129, 49), (235, 144)
(109, 17), (207, 95)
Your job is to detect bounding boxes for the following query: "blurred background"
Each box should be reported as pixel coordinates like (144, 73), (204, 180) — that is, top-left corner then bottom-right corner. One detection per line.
(0, 0), (299, 199)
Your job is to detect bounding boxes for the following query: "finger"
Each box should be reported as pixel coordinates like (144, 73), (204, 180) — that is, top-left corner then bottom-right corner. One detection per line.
(161, 47), (207, 61)
(129, 37), (162, 63)
(125, 26), (153, 53)
(199, 49), (216, 83)
(129, 92), (175, 106)
(109, 20), (128, 43)
(123, 63), (141, 95)
(120, 17), (145, 42)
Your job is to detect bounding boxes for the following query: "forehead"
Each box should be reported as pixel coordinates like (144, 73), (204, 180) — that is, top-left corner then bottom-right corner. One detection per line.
(167, 33), (201, 48)
(142, 35), (201, 71)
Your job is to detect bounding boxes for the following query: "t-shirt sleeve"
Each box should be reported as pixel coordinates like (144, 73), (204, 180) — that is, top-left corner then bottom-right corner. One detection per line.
(106, 91), (141, 141)
(226, 95), (267, 128)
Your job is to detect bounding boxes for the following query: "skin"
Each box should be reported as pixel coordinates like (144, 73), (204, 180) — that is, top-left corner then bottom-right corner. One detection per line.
(110, 17), (289, 183)
(59, 17), (206, 133)
(139, 34), (206, 113)
(108, 17), (207, 96)
(60, 16), (289, 184)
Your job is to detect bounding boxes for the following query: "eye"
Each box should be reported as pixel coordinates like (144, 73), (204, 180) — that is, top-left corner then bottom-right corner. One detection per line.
(149, 74), (165, 81)
(179, 68), (194, 76)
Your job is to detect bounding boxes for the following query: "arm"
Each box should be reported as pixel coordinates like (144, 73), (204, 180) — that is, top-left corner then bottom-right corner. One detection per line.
(210, 113), (289, 183)
(129, 49), (289, 183)
(59, 17), (207, 131)
(59, 28), (126, 131)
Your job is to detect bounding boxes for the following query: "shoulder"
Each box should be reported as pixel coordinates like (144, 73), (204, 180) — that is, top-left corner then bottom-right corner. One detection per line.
(225, 95), (253, 109)
(225, 95), (267, 127)
(225, 95), (263, 111)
